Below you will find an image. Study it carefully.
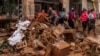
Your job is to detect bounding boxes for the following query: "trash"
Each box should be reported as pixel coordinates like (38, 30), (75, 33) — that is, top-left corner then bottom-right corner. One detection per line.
(8, 19), (31, 46)
(68, 53), (83, 56)
(33, 39), (46, 49)
(37, 49), (46, 56)
(76, 32), (85, 42)
(52, 41), (70, 56)
(52, 24), (65, 38)
(0, 19), (99, 56)
(0, 39), (4, 44)
(64, 29), (76, 42)
(21, 47), (36, 55)
(16, 40), (27, 49)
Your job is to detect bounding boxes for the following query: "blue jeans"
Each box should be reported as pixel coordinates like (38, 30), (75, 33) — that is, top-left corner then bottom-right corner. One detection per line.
(52, 17), (58, 25)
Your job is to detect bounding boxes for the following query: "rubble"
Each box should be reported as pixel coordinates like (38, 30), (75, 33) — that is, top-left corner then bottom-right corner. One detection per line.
(52, 41), (70, 56)
(21, 47), (35, 55)
(64, 29), (76, 42)
(0, 20), (100, 56)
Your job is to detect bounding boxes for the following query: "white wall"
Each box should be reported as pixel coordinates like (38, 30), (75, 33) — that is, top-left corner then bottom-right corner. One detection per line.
(98, 0), (100, 12)
(63, 0), (69, 13)
(82, 0), (88, 9)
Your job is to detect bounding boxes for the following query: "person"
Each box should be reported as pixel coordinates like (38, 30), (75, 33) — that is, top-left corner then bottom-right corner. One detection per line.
(53, 9), (60, 25)
(88, 9), (96, 34)
(92, 9), (97, 21)
(36, 9), (48, 23)
(47, 7), (55, 24)
(59, 8), (66, 26)
(68, 8), (76, 28)
(80, 9), (88, 32)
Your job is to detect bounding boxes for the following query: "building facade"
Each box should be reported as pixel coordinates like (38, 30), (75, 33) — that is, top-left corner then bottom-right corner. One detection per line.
(0, 0), (99, 19)
(23, 0), (99, 18)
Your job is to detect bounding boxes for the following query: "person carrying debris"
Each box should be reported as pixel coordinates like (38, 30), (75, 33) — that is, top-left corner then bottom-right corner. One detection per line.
(88, 9), (96, 34)
(80, 9), (88, 32)
(36, 9), (48, 23)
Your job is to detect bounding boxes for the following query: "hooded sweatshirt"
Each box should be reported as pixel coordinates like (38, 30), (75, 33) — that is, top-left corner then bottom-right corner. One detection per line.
(80, 11), (88, 22)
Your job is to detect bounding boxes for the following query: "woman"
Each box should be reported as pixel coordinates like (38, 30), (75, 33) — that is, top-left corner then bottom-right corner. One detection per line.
(80, 9), (88, 32)
(68, 9), (75, 29)
(88, 9), (96, 33)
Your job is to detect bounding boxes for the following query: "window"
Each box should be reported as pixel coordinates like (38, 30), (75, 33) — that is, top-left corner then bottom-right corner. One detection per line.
(0, 0), (20, 16)
(35, 4), (41, 14)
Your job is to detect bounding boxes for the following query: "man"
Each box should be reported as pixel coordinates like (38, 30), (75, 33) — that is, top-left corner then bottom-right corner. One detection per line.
(68, 8), (76, 28)
(47, 7), (55, 24)
(88, 9), (96, 34)
(36, 9), (48, 23)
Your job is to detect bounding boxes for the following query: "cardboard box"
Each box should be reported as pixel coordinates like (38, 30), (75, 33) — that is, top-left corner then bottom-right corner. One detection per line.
(52, 41), (70, 56)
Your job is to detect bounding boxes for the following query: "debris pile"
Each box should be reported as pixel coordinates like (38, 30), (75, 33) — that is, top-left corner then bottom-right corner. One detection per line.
(0, 20), (100, 56)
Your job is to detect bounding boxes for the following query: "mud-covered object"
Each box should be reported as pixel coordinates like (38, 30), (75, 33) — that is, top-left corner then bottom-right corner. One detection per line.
(16, 20), (31, 30)
(95, 26), (100, 35)
(52, 41), (70, 56)
(8, 29), (25, 46)
(33, 39), (46, 49)
(76, 32), (85, 42)
(8, 20), (31, 46)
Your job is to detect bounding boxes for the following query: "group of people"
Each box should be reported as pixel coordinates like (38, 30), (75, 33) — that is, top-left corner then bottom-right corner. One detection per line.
(36, 7), (66, 26)
(80, 8), (96, 33)
(36, 7), (97, 33)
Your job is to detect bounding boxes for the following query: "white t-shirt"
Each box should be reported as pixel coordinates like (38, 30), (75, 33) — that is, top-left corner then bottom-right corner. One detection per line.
(88, 13), (94, 19)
